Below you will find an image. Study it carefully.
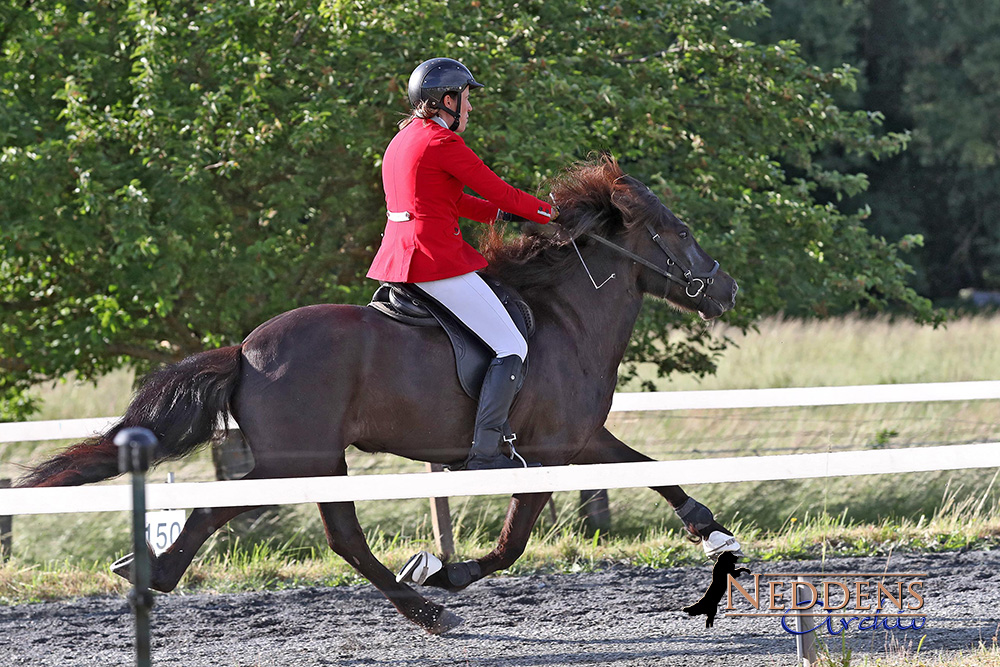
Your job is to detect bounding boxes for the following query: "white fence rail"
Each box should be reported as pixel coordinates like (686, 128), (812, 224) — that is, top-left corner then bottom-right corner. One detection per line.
(5, 381), (1000, 444)
(607, 380), (1000, 411)
(1, 381), (998, 516)
(2, 442), (999, 516)
(0, 417), (119, 444)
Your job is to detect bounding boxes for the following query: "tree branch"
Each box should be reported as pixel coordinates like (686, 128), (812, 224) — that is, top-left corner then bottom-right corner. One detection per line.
(105, 344), (183, 365)
(0, 357), (30, 373)
(164, 315), (205, 355)
(612, 42), (681, 65)
(0, 295), (59, 312)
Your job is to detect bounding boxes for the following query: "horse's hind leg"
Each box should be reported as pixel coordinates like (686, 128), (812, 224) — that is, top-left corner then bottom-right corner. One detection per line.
(420, 491), (552, 593)
(155, 504), (264, 591)
(316, 475), (462, 634)
(112, 503), (263, 592)
(570, 427), (739, 553)
(112, 453), (273, 591)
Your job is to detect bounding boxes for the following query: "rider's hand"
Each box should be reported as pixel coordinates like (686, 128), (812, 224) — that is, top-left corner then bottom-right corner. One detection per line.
(496, 209), (530, 224)
(498, 204), (559, 224)
(521, 220), (561, 239)
(497, 209), (562, 239)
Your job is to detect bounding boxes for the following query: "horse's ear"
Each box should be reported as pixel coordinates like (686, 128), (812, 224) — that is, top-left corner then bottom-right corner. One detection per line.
(608, 180), (637, 227)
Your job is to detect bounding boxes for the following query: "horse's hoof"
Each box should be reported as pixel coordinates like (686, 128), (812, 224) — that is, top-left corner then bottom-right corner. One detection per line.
(110, 553), (135, 582)
(110, 543), (160, 585)
(427, 609), (463, 635)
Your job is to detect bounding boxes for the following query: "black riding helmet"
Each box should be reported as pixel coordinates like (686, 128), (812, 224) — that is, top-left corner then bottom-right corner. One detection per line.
(407, 58), (484, 131)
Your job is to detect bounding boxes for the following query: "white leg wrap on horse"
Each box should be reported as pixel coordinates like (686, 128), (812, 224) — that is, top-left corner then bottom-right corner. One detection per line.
(701, 531), (742, 559)
(395, 550), (443, 585)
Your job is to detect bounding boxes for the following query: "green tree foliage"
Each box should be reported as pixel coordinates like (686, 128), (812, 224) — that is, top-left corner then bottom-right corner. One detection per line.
(745, 0), (1000, 300)
(0, 0), (933, 418)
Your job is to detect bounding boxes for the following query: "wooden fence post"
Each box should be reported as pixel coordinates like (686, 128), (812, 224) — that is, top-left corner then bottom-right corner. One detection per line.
(795, 577), (817, 666)
(579, 489), (611, 536)
(212, 433), (255, 480)
(426, 463), (454, 558)
(0, 479), (11, 561)
(212, 434), (270, 533)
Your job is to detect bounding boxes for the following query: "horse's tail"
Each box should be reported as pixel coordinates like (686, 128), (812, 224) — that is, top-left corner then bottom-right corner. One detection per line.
(16, 345), (243, 488)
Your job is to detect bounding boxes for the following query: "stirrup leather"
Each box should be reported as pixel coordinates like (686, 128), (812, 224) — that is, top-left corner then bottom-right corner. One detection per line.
(501, 427), (527, 467)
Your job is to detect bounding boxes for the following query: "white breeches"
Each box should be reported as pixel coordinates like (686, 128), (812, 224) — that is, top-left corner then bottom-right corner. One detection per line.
(415, 272), (528, 361)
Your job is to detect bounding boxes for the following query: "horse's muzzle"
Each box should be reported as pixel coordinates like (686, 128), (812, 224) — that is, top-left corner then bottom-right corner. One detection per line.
(699, 273), (737, 320)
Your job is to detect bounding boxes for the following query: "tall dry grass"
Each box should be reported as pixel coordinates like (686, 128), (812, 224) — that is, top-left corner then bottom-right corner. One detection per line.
(623, 314), (1000, 392)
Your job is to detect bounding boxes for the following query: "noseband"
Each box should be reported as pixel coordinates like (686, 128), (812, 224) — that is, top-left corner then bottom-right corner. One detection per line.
(580, 223), (719, 300)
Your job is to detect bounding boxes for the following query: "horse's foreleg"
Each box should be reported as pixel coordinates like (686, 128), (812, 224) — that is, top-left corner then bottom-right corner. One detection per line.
(421, 491), (552, 593)
(570, 427), (738, 554)
(568, 427), (690, 507)
(317, 499), (462, 635)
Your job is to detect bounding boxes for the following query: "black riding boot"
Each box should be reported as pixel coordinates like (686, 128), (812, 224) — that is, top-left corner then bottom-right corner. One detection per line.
(465, 355), (527, 470)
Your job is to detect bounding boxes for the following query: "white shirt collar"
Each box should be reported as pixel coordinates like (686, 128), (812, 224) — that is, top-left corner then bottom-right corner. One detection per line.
(431, 115), (450, 130)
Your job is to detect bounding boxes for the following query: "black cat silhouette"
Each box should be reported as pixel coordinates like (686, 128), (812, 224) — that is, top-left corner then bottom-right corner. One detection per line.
(682, 551), (751, 628)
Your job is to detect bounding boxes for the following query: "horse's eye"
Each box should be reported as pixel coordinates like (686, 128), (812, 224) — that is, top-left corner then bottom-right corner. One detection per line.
(679, 231), (688, 240)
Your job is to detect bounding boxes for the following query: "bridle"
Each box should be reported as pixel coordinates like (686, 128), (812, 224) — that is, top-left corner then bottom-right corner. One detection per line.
(575, 222), (719, 301)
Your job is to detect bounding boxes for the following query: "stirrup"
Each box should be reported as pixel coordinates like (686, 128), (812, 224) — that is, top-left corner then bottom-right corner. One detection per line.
(502, 431), (529, 467)
(464, 452), (526, 471)
(464, 432), (531, 470)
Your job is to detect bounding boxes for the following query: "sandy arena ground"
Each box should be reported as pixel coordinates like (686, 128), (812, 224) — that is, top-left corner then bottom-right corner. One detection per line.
(2, 550), (997, 666)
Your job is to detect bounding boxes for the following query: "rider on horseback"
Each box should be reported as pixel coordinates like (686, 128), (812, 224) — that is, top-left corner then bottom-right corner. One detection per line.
(367, 58), (557, 471)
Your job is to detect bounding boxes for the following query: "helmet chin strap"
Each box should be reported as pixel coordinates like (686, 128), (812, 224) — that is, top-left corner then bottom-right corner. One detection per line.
(437, 93), (462, 131)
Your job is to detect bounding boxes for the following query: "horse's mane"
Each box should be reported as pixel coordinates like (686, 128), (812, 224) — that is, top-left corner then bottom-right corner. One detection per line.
(481, 155), (641, 295)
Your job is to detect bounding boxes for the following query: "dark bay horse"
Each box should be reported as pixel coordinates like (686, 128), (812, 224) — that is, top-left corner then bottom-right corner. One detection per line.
(19, 156), (740, 634)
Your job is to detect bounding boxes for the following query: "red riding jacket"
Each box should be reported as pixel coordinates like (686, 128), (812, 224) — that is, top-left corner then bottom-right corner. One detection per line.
(367, 119), (554, 283)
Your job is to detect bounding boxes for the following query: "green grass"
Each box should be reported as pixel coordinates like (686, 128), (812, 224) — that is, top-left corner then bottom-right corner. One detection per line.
(3, 314), (1000, 602)
(2, 496), (997, 604)
(848, 644), (1000, 667)
(810, 622), (1000, 667)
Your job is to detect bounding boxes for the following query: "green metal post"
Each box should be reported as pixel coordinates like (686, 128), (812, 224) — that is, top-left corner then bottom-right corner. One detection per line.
(115, 427), (158, 667)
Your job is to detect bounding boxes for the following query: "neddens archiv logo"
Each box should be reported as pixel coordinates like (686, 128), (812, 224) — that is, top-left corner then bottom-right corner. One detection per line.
(725, 571), (927, 635)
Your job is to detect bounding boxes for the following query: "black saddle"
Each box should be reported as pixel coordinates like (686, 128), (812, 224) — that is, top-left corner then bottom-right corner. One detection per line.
(368, 275), (535, 399)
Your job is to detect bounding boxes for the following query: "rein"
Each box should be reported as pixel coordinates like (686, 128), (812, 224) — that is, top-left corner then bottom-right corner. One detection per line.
(575, 223), (719, 299)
